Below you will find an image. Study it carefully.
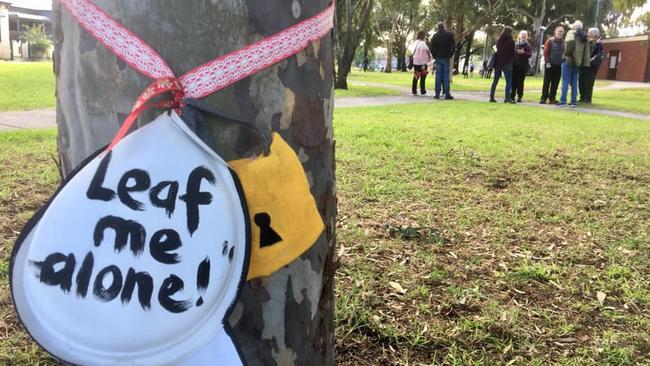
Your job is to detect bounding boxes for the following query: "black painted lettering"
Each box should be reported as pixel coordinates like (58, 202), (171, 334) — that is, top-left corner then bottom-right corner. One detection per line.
(158, 274), (192, 313)
(149, 229), (182, 264)
(118, 169), (151, 211)
(149, 181), (179, 218)
(179, 166), (215, 236)
(121, 268), (153, 310)
(195, 257), (210, 307)
(93, 215), (146, 257)
(75, 252), (94, 298)
(93, 265), (123, 302)
(32, 252), (76, 293)
(87, 151), (115, 201)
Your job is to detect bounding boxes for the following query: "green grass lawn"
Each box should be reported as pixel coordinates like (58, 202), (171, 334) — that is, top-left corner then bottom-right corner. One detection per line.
(347, 69), (650, 116)
(588, 88), (650, 115)
(1, 99), (649, 364)
(0, 62), (55, 111)
(334, 102), (650, 365)
(0, 129), (59, 365)
(510, 88), (650, 116)
(347, 69), (612, 92)
(334, 83), (400, 98)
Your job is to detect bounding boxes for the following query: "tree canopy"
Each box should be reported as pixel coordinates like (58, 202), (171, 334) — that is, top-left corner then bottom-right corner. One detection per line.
(334, 0), (650, 88)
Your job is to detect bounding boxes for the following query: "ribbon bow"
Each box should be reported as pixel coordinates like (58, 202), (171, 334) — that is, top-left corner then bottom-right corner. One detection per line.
(60, 0), (335, 151)
(107, 77), (185, 150)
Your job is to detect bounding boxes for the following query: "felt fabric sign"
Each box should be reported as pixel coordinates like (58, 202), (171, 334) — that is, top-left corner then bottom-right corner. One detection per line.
(229, 133), (325, 280)
(11, 0), (333, 363)
(11, 112), (249, 365)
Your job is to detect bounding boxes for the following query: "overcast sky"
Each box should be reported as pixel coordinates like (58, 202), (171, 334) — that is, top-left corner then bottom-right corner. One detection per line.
(10, 0), (51, 10)
(8, 0), (649, 35)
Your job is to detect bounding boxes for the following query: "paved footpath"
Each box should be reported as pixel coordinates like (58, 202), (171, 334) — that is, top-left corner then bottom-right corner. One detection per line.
(1, 80), (648, 129)
(0, 109), (56, 130)
(337, 80), (650, 121)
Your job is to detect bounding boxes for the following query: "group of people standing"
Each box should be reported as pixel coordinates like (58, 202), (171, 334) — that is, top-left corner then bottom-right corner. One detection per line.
(489, 27), (532, 103)
(410, 20), (603, 107)
(410, 23), (456, 99)
(491, 20), (603, 106)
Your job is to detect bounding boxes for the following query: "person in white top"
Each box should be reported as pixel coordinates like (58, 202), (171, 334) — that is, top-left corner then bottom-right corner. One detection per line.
(411, 30), (432, 95)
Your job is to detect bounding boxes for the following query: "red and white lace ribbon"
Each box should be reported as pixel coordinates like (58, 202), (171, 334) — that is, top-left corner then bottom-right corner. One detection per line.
(61, 0), (175, 79)
(179, 5), (334, 98)
(60, 0), (334, 98)
(59, 0), (334, 150)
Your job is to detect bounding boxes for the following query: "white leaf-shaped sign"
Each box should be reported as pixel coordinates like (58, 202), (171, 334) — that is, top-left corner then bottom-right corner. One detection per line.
(11, 112), (249, 365)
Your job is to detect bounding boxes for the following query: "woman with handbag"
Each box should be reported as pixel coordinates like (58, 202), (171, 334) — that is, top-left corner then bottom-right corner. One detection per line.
(411, 31), (432, 95)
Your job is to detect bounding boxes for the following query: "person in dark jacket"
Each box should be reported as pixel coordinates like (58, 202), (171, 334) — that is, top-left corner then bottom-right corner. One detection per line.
(429, 22), (455, 99)
(510, 30), (533, 102)
(579, 28), (603, 103)
(489, 26), (515, 103)
(558, 20), (589, 107)
(540, 26), (565, 104)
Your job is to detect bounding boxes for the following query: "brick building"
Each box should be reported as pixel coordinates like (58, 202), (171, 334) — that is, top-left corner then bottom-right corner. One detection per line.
(597, 34), (650, 82)
(0, 0), (52, 60)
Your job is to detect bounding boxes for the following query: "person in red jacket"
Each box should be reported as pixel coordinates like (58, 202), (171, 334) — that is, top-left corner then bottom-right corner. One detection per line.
(510, 30), (532, 102)
(489, 26), (515, 103)
(540, 26), (565, 104)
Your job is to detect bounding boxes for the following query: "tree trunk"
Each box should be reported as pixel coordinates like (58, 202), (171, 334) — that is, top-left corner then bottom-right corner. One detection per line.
(384, 22), (395, 73)
(452, 14), (464, 74)
(53, 1), (336, 365)
(452, 40), (463, 74)
(395, 36), (407, 72)
(335, 0), (373, 89)
(462, 31), (475, 74)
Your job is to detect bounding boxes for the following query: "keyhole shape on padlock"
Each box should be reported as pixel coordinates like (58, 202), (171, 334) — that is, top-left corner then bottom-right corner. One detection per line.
(254, 213), (282, 247)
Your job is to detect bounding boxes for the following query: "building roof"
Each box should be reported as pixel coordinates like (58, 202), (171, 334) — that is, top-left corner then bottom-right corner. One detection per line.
(9, 11), (51, 22)
(602, 34), (649, 44)
(8, 0), (52, 11)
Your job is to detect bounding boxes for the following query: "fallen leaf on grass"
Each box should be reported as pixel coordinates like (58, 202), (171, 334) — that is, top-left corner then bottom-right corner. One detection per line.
(556, 337), (579, 344)
(388, 281), (407, 294)
(337, 244), (346, 257)
(597, 291), (606, 306)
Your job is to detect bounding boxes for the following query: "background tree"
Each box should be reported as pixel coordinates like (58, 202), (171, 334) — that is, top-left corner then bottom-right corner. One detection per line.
(361, 11), (381, 62)
(431, 0), (506, 74)
(600, 0), (647, 36)
(336, 0), (374, 88)
(504, 0), (581, 74)
(53, 0), (336, 364)
(637, 11), (650, 33)
(20, 24), (51, 60)
(374, 0), (421, 73)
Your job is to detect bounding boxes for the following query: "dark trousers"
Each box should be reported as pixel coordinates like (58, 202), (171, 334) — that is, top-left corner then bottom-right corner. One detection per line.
(579, 66), (597, 102)
(490, 67), (512, 100)
(510, 65), (527, 100)
(412, 65), (427, 94)
(540, 64), (561, 102)
(435, 58), (451, 97)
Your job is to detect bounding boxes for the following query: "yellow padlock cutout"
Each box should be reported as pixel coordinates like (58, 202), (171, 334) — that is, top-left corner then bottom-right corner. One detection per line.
(229, 133), (324, 280)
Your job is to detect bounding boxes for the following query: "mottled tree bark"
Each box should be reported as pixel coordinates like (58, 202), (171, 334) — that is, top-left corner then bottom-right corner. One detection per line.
(53, 1), (336, 365)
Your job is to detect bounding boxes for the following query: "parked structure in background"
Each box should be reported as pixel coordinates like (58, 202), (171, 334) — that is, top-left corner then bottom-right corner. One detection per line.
(596, 34), (650, 82)
(0, 1), (52, 60)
